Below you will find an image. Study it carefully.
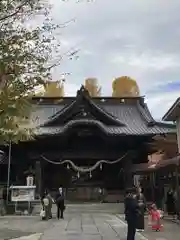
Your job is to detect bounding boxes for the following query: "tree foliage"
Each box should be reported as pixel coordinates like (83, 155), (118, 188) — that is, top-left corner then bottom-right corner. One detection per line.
(0, 0), (59, 144)
(112, 76), (140, 97)
(85, 78), (101, 97)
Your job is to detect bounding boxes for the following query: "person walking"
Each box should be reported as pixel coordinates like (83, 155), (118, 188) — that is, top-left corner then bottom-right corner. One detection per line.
(173, 186), (180, 221)
(46, 191), (53, 219)
(0, 186), (6, 216)
(136, 187), (146, 232)
(124, 187), (139, 240)
(42, 192), (49, 220)
(166, 187), (176, 218)
(55, 188), (65, 219)
(148, 203), (163, 231)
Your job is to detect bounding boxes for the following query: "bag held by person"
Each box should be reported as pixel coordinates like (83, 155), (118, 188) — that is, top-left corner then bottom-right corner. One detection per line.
(40, 208), (45, 219)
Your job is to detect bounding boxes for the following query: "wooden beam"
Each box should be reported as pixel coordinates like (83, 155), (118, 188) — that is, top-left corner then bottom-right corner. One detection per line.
(35, 161), (42, 198)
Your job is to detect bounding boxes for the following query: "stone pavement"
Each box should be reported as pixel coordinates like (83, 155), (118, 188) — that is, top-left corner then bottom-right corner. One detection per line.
(41, 213), (147, 240)
(11, 234), (42, 240)
(0, 204), (179, 239)
(0, 216), (54, 240)
(117, 214), (180, 240)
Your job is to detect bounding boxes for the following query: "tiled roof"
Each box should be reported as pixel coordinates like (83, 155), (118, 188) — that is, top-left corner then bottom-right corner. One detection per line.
(30, 105), (63, 126)
(162, 97), (180, 121)
(31, 103), (175, 136)
(41, 87), (125, 127)
(28, 85), (175, 137)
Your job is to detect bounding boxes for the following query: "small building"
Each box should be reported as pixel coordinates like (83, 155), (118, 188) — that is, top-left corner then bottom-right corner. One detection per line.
(163, 97), (180, 152)
(130, 101), (180, 203)
(0, 86), (176, 201)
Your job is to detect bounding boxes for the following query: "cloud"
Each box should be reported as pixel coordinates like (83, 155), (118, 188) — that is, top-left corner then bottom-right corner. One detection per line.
(65, 82), (79, 96)
(147, 81), (180, 94)
(48, 0), (180, 120)
(111, 52), (180, 70)
(146, 90), (180, 120)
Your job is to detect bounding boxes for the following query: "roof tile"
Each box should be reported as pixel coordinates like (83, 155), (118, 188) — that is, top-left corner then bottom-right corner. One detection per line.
(30, 100), (175, 136)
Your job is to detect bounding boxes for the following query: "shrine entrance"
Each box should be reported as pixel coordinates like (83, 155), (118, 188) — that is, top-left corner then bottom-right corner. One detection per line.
(41, 154), (127, 202)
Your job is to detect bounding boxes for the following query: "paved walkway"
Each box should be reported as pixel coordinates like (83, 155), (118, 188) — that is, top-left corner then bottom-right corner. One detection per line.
(41, 213), (140, 240)
(117, 215), (180, 240)
(0, 204), (179, 239)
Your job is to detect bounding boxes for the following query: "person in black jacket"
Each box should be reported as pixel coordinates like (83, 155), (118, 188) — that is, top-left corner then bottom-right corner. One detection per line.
(136, 187), (146, 232)
(55, 188), (65, 219)
(124, 187), (139, 240)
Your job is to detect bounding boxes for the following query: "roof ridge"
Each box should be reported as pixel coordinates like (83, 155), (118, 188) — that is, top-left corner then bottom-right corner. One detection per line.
(162, 97), (180, 121)
(142, 103), (176, 128)
(136, 101), (155, 126)
(137, 102), (176, 129)
(41, 86), (125, 127)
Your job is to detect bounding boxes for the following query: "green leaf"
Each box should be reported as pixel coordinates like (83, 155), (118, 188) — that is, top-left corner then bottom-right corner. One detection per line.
(0, 0), (61, 144)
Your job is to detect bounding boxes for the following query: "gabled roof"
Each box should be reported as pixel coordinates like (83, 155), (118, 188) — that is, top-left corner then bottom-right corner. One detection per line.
(41, 85), (125, 127)
(162, 97), (180, 121)
(29, 86), (176, 137)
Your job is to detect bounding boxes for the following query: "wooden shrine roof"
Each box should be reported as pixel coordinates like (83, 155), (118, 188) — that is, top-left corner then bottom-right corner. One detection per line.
(27, 86), (175, 137)
(162, 97), (180, 121)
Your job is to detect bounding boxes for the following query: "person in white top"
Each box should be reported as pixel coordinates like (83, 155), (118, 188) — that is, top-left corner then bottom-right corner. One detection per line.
(42, 192), (49, 220)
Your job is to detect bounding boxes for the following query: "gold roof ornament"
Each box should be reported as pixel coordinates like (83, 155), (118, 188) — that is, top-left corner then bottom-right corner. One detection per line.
(112, 76), (140, 97)
(84, 78), (101, 97)
(43, 80), (65, 97)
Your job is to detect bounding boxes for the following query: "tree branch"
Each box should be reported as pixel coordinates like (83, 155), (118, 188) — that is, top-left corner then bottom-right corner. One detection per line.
(0, 1), (28, 22)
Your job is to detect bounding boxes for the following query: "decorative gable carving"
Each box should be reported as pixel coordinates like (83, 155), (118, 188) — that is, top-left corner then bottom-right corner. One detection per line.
(66, 108), (96, 121)
(41, 85), (125, 127)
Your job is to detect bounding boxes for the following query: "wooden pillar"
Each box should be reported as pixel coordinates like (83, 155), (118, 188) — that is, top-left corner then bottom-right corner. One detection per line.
(124, 158), (133, 188)
(175, 166), (179, 192)
(176, 118), (180, 180)
(35, 161), (42, 198)
(176, 118), (180, 153)
(175, 119), (180, 216)
(150, 172), (155, 202)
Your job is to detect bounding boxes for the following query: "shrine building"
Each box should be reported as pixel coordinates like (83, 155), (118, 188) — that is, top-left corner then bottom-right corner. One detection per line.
(0, 84), (176, 201)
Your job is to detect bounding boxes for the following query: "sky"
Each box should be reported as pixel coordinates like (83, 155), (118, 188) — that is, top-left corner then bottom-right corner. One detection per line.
(48, 0), (180, 120)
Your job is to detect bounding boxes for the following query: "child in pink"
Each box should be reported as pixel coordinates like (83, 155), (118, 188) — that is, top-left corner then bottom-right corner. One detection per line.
(148, 203), (163, 231)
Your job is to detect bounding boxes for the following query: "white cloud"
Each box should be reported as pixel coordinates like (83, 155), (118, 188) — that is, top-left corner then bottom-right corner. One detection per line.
(147, 91), (180, 120)
(111, 52), (180, 70)
(64, 82), (79, 96)
(129, 54), (179, 70)
(60, 39), (71, 48)
(47, 0), (180, 119)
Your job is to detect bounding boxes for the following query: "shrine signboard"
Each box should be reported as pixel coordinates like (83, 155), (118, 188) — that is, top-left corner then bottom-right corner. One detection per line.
(10, 186), (36, 202)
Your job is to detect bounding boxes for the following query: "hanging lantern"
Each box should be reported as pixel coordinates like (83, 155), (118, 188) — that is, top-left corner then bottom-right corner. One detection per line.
(90, 171), (92, 178)
(67, 164), (70, 169)
(77, 171), (80, 178)
(100, 163), (102, 170)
